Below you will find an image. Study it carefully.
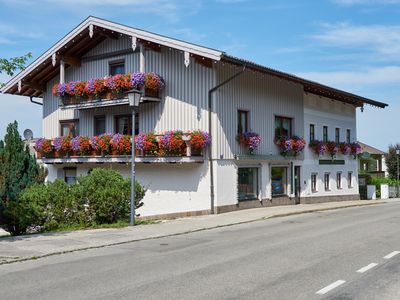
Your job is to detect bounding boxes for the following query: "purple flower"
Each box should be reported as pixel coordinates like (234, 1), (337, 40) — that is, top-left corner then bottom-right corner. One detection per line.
(111, 133), (123, 145)
(90, 136), (98, 150)
(86, 79), (95, 94)
(66, 81), (78, 96)
(243, 131), (261, 152)
(71, 136), (80, 152)
(53, 137), (63, 151)
(35, 138), (45, 151)
(104, 76), (116, 90)
(131, 72), (145, 89)
(57, 84), (67, 97)
(202, 131), (211, 147)
(134, 133), (146, 151)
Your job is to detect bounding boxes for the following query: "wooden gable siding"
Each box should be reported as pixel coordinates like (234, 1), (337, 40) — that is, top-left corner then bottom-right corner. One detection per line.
(42, 37), (215, 138)
(213, 63), (304, 159)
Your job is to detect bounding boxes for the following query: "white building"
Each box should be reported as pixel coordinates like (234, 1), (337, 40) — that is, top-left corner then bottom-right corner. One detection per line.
(1, 17), (388, 219)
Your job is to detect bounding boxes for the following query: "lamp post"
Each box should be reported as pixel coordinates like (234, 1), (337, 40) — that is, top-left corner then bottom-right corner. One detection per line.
(396, 147), (400, 198)
(127, 89), (143, 226)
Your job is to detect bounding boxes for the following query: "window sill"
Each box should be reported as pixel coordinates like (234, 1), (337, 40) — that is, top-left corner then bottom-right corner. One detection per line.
(238, 198), (259, 202)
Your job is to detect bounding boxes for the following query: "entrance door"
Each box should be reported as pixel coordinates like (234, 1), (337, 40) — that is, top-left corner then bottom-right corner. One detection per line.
(294, 166), (301, 204)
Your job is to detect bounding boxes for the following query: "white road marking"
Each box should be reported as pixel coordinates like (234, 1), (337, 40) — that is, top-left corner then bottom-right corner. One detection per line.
(356, 263), (378, 273)
(384, 251), (400, 259)
(316, 280), (346, 295)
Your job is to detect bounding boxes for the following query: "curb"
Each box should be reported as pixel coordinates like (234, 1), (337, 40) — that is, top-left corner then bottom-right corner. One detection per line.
(0, 201), (386, 266)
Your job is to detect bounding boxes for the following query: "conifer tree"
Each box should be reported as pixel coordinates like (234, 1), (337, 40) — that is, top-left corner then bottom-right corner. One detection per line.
(0, 121), (43, 235)
(385, 144), (400, 180)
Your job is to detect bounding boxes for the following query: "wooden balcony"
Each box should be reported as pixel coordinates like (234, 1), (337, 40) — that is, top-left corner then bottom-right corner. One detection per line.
(59, 91), (160, 110)
(37, 155), (205, 165)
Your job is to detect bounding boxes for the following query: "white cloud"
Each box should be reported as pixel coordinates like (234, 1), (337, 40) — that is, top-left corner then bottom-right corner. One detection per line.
(297, 66), (400, 87)
(310, 22), (400, 59)
(0, 0), (201, 23)
(333, 0), (400, 5)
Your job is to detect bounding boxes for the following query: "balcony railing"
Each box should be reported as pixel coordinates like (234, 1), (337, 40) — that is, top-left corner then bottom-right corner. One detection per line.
(59, 90), (160, 109)
(35, 133), (209, 164)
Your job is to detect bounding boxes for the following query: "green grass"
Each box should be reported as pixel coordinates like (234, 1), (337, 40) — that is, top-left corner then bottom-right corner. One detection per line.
(0, 219), (160, 237)
(45, 219), (160, 233)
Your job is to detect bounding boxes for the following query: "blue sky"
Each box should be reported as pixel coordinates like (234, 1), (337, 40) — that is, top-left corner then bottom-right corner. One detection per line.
(0, 0), (399, 150)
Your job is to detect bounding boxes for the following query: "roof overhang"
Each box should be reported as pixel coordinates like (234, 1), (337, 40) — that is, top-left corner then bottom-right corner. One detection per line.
(1, 16), (223, 98)
(1, 16), (389, 109)
(222, 55), (388, 109)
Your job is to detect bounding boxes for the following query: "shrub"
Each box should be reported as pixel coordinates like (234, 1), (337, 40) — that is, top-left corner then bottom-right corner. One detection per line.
(5, 168), (146, 234)
(73, 168), (145, 224)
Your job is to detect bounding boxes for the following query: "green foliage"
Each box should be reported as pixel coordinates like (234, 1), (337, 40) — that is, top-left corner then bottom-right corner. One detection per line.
(0, 53), (32, 88)
(385, 144), (400, 180)
(0, 121), (44, 235)
(74, 168), (145, 224)
(367, 176), (400, 199)
(14, 168), (146, 234)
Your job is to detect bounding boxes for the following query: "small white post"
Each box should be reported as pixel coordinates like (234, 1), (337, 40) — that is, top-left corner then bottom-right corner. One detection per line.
(139, 44), (145, 73)
(182, 135), (191, 157)
(367, 185), (376, 200)
(60, 60), (65, 84)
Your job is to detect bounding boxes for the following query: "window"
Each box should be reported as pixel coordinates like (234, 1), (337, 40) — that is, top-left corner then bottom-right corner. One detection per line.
(348, 172), (353, 188)
(275, 116), (292, 139)
(337, 172), (342, 189)
(60, 120), (79, 137)
(324, 173), (330, 191)
(323, 126), (328, 142)
(109, 60), (125, 76)
(237, 110), (249, 134)
(271, 167), (288, 196)
(94, 116), (106, 136)
(115, 115), (132, 135)
(311, 173), (317, 193)
(310, 124), (315, 142)
(346, 129), (351, 143)
(64, 168), (77, 185)
(238, 167), (258, 200)
(335, 128), (340, 143)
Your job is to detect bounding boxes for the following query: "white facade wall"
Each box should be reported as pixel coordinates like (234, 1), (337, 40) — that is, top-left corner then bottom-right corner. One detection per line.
(302, 93), (359, 198)
(213, 64), (304, 159)
(38, 35), (362, 218)
(45, 162), (211, 217)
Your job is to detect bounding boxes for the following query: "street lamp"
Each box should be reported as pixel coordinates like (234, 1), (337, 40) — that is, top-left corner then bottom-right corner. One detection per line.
(396, 147), (400, 198)
(127, 89), (143, 226)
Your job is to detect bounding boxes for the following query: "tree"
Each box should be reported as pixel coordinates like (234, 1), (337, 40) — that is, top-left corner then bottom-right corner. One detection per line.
(0, 121), (44, 235)
(0, 53), (32, 88)
(385, 144), (400, 180)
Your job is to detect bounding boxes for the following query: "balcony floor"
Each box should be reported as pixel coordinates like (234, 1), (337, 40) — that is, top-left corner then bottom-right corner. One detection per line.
(37, 155), (205, 164)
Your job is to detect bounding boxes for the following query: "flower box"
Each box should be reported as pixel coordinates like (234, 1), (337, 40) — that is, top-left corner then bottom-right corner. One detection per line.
(54, 72), (165, 105)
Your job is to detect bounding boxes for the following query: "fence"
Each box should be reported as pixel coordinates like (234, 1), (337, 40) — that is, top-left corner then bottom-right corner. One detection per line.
(389, 186), (400, 198)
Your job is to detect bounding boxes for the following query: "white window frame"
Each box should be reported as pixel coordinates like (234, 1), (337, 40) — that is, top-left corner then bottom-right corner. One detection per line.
(324, 172), (330, 191)
(311, 173), (318, 193)
(348, 171), (353, 188)
(337, 172), (342, 189)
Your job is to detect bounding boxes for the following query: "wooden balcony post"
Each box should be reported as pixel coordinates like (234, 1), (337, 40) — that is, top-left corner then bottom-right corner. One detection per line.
(60, 60), (65, 84)
(139, 44), (145, 73)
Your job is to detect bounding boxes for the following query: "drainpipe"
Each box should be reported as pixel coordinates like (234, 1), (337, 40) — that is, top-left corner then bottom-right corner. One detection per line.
(30, 96), (43, 106)
(208, 64), (246, 214)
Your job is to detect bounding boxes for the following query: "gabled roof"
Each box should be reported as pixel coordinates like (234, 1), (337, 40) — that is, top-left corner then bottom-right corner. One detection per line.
(358, 142), (386, 155)
(0, 16), (223, 97)
(0, 16), (389, 109)
(222, 55), (388, 109)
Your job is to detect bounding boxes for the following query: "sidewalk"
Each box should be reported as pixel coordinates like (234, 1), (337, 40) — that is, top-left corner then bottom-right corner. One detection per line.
(0, 199), (397, 264)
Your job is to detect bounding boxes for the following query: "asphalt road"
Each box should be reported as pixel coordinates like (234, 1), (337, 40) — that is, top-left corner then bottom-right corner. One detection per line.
(1, 202), (400, 300)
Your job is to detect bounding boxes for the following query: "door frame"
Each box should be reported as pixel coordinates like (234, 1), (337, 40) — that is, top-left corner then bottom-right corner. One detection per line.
(294, 166), (301, 204)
